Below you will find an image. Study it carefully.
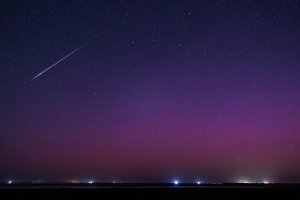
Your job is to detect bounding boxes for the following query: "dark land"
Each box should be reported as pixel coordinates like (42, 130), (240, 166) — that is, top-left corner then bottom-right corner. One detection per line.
(1, 183), (300, 199)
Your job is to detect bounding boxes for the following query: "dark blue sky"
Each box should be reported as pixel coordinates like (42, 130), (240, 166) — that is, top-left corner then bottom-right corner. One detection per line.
(1, 0), (300, 183)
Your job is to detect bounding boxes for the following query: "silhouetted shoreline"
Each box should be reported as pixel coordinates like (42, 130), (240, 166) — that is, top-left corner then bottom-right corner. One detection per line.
(1, 182), (300, 188)
(1, 183), (299, 199)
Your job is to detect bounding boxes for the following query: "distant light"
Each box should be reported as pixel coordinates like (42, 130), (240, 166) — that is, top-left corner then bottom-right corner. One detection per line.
(174, 181), (178, 185)
(197, 181), (201, 185)
(89, 181), (93, 184)
(264, 182), (269, 184)
(8, 181), (12, 184)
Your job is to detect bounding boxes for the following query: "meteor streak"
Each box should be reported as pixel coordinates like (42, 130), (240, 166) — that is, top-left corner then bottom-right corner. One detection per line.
(31, 35), (99, 80)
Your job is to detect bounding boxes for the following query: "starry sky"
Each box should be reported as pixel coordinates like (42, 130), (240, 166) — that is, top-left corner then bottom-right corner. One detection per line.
(1, 0), (300, 183)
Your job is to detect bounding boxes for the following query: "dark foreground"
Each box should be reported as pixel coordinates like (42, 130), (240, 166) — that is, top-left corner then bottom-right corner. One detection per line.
(1, 183), (300, 199)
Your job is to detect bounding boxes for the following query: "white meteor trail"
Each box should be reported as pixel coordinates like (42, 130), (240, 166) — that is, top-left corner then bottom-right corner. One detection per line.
(31, 35), (99, 80)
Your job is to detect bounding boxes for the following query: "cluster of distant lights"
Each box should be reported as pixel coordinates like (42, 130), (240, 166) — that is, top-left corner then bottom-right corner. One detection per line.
(6, 180), (122, 184)
(6, 180), (199, 185)
(7, 180), (270, 184)
(241, 181), (269, 184)
(174, 181), (201, 185)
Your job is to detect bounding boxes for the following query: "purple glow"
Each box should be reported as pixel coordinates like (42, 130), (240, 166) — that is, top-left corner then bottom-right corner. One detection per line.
(1, 0), (300, 183)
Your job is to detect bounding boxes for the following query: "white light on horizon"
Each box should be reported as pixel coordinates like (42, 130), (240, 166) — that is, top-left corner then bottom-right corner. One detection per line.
(174, 181), (178, 185)
(88, 181), (93, 184)
(8, 181), (12, 184)
(197, 181), (201, 185)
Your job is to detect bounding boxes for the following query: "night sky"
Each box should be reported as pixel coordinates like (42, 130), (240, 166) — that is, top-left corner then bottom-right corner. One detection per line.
(1, 0), (300, 183)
